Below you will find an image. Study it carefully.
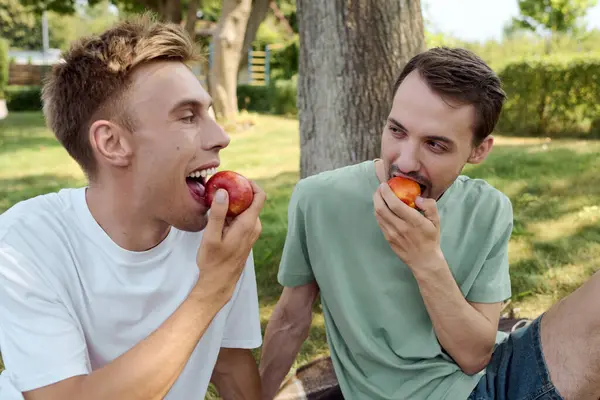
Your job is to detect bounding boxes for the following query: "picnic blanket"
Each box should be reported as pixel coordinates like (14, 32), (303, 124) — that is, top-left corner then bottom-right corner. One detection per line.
(273, 317), (532, 400)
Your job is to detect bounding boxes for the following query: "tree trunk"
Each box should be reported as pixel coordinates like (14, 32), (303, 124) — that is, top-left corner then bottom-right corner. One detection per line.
(210, 0), (252, 120)
(238, 0), (271, 71)
(269, 1), (294, 36)
(185, 0), (201, 39)
(297, 0), (425, 178)
(165, 0), (182, 23)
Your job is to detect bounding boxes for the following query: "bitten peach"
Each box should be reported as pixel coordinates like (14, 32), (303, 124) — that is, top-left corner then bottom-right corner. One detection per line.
(388, 176), (421, 208)
(204, 171), (254, 216)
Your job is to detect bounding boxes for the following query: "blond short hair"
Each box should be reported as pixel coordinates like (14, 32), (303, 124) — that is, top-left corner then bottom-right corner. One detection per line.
(42, 12), (199, 178)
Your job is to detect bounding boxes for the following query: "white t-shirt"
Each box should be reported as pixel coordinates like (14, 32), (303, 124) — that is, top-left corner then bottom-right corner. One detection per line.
(0, 187), (262, 399)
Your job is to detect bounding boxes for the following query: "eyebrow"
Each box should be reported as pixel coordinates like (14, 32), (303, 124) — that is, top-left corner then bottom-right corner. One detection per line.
(388, 118), (408, 132)
(388, 117), (456, 147)
(170, 98), (212, 113)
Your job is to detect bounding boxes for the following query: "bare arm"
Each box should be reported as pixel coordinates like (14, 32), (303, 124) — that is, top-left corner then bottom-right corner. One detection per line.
(24, 294), (226, 400)
(210, 348), (261, 400)
(23, 185), (266, 400)
(374, 183), (502, 375)
(259, 282), (320, 400)
(412, 255), (502, 375)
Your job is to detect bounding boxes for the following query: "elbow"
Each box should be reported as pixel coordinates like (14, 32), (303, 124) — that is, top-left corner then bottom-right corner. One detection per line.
(457, 347), (494, 376)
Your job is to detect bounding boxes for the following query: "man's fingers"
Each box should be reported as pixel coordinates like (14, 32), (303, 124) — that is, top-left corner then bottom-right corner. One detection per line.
(379, 183), (423, 224)
(225, 181), (266, 239)
(203, 189), (229, 241)
(373, 190), (397, 225)
(245, 180), (267, 218)
(373, 190), (408, 233)
(415, 196), (440, 228)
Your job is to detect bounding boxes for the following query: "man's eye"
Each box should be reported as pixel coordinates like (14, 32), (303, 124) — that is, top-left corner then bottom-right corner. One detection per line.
(428, 141), (447, 153)
(181, 115), (195, 123)
(389, 125), (404, 135)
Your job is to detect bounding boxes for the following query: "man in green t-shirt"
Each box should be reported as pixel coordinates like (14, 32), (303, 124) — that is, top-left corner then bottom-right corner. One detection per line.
(259, 48), (600, 400)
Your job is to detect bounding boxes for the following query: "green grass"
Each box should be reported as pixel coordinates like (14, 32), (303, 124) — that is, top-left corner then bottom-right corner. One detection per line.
(1, 112), (600, 397)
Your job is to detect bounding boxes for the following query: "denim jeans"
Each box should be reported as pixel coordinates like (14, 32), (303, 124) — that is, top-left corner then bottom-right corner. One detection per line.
(468, 314), (564, 400)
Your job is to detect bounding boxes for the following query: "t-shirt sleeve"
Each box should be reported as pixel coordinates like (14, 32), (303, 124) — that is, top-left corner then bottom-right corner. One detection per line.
(0, 242), (90, 392)
(220, 250), (262, 349)
(277, 181), (316, 287)
(465, 196), (514, 303)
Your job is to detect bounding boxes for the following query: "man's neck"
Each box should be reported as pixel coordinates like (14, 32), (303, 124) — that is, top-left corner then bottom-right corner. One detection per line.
(85, 182), (171, 252)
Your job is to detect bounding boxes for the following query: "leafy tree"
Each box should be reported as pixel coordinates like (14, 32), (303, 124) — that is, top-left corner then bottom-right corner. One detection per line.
(513, 0), (598, 34)
(0, 0), (43, 50)
(508, 0), (598, 52)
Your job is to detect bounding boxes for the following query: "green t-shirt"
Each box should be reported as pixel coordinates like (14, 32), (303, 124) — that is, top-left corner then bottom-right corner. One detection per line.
(278, 160), (513, 400)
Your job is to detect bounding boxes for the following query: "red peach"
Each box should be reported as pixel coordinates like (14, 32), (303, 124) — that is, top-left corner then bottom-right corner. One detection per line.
(388, 176), (421, 209)
(204, 171), (254, 217)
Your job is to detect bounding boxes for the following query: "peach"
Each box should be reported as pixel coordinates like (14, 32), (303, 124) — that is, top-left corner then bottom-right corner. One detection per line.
(204, 171), (254, 217)
(388, 176), (421, 209)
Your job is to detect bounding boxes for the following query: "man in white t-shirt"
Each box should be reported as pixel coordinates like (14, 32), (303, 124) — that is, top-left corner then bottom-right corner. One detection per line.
(0, 14), (266, 400)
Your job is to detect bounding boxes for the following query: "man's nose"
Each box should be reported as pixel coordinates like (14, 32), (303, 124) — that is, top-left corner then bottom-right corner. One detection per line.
(202, 118), (230, 151)
(396, 145), (421, 173)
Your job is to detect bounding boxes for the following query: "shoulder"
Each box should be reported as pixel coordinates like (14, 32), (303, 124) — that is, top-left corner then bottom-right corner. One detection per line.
(454, 175), (512, 212)
(448, 176), (513, 230)
(0, 188), (79, 256)
(291, 162), (370, 206)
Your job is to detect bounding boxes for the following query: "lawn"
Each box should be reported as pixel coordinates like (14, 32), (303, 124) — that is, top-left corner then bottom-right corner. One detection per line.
(1, 112), (599, 396)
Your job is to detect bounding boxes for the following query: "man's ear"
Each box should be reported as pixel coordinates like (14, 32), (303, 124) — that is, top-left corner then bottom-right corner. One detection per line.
(89, 120), (133, 168)
(468, 135), (494, 165)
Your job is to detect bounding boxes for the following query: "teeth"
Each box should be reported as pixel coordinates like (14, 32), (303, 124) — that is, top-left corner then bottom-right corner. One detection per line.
(187, 167), (218, 179)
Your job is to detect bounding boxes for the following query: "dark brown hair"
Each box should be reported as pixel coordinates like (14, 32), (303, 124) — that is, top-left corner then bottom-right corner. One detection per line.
(393, 47), (506, 145)
(42, 12), (199, 179)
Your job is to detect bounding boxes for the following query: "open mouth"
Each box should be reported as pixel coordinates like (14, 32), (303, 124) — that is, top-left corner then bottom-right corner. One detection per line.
(186, 167), (217, 203)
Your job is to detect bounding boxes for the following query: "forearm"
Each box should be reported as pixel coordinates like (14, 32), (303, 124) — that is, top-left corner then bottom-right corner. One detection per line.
(412, 254), (497, 375)
(26, 292), (225, 400)
(259, 311), (310, 400)
(211, 348), (261, 400)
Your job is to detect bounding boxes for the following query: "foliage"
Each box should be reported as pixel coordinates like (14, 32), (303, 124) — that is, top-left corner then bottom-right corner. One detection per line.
(268, 35), (298, 80)
(199, 0), (223, 22)
(511, 0), (598, 35)
(5, 85), (43, 111)
(274, 0), (297, 33)
(18, 0), (139, 15)
(0, 0), (119, 50)
(497, 55), (600, 138)
(0, 0), (43, 50)
(1, 112), (600, 384)
(0, 38), (8, 99)
(237, 76), (297, 116)
(46, 1), (120, 51)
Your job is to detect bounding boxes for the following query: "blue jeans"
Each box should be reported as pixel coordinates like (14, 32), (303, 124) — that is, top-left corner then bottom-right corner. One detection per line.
(468, 315), (564, 400)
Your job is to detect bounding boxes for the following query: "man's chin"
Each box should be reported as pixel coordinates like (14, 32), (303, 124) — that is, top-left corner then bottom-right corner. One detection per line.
(171, 214), (209, 233)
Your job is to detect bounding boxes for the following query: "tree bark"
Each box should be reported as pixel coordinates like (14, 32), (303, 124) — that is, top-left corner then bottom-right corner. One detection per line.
(209, 0), (252, 120)
(165, 0), (182, 23)
(269, 1), (294, 36)
(238, 0), (271, 71)
(297, 0), (425, 178)
(185, 0), (201, 39)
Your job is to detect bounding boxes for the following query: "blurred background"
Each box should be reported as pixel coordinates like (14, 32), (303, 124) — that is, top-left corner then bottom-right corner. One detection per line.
(0, 1), (599, 398)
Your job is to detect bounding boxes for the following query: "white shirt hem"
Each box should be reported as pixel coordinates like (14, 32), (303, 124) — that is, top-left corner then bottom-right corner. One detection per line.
(13, 364), (88, 393)
(220, 338), (262, 349)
